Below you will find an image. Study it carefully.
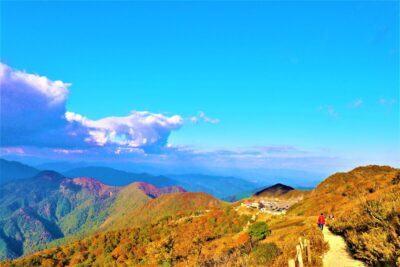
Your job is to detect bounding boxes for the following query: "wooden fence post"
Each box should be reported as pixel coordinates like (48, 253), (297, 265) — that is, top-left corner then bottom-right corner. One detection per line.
(288, 238), (311, 266)
(299, 237), (304, 250)
(305, 239), (311, 265)
(296, 244), (304, 267)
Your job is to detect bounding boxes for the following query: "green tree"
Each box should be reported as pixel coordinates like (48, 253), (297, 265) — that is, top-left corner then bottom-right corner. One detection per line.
(248, 222), (271, 241)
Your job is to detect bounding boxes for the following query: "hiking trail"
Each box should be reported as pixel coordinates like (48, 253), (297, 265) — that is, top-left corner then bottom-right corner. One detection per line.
(322, 227), (365, 267)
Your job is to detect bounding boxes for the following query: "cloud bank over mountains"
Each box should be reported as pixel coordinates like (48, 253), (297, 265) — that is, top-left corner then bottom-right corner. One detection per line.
(0, 63), (184, 153)
(0, 63), (374, 172)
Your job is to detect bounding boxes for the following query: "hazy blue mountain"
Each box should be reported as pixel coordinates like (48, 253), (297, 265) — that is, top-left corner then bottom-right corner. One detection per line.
(167, 174), (260, 199)
(63, 166), (179, 187)
(36, 161), (90, 172)
(223, 168), (326, 188)
(222, 186), (267, 202)
(64, 167), (263, 199)
(0, 159), (40, 184)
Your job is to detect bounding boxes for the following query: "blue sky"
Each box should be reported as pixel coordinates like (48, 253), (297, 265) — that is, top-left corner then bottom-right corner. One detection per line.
(1, 1), (399, 174)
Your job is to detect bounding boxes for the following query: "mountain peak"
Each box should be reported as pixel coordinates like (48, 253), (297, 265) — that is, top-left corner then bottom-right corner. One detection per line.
(254, 183), (294, 197)
(132, 181), (186, 198)
(72, 177), (116, 197)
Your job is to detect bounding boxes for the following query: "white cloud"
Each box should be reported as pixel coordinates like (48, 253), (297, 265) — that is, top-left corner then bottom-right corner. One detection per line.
(0, 63), (70, 105)
(0, 63), (185, 153)
(0, 63), (87, 147)
(66, 111), (183, 151)
(189, 111), (220, 124)
(53, 149), (84, 154)
(0, 147), (26, 155)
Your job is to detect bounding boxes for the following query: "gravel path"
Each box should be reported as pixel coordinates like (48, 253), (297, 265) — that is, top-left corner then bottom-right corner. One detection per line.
(322, 227), (365, 267)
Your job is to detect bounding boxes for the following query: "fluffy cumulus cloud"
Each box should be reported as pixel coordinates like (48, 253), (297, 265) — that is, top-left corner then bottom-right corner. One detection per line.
(0, 63), (88, 147)
(65, 111), (183, 152)
(0, 63), (183, 152)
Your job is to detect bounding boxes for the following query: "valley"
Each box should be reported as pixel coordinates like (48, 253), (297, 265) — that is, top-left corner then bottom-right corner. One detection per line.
(0, 163), (399, 266)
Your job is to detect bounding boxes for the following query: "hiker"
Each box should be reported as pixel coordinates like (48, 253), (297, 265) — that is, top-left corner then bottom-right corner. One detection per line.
(317, 213), (325, 230)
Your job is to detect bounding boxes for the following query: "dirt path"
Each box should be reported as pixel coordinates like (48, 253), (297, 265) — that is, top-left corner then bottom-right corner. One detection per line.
(322, 227), (365, 267)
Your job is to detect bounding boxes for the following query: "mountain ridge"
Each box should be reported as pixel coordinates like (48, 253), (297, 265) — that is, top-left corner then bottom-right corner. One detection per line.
(2, 165), (399, 266)
(63, 166), (178, 188)
(0, 159), (40, 184)
(0, 170), (190, 259)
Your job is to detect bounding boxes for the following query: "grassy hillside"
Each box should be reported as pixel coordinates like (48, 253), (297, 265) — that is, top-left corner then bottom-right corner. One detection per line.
(1, 195), (329, 267)
(289, 165), (400, 266)
(1, 207), (252, 267)
(106, 192), (225, 230)
(0, 172), (119, 259)
(99, 183), (151, 230)
(0, 171), (186, 260)
(289, 166), (398, 215)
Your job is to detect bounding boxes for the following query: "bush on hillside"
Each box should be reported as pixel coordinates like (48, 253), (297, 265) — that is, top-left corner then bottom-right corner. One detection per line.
(391, 173), (400, 185)
(331, 192), (400, 266)
(250, 242), (281, 264)
(248, 222), (271, 241)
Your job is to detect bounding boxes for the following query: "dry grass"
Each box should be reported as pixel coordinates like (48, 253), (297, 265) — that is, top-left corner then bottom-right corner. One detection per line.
(330, 188), (400, 265)
(289, 165), (400, 266)
(258, 215), (328, 267)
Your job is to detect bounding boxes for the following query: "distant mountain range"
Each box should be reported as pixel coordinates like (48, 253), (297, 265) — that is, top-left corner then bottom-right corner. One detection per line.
(0, 159), (260, 259)
(228, 168), (325, 188)
(0, 158), (331, 261)
(166, 173), (259, 199)
(63, 168), (260, 199)
(63, 166), (179, 188)
(32, 159), (326, 187)
(36, 161), (90, 173)
(1, 159), (263, 199)
(0, 159), (40, 184)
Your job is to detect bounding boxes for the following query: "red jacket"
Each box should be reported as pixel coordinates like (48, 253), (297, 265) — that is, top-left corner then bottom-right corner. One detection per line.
(318, 215), (325, 224)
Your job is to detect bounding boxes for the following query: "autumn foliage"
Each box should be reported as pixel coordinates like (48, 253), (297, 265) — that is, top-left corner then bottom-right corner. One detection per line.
(1, 208), (255, 266)
(290, 165), (400, 266)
